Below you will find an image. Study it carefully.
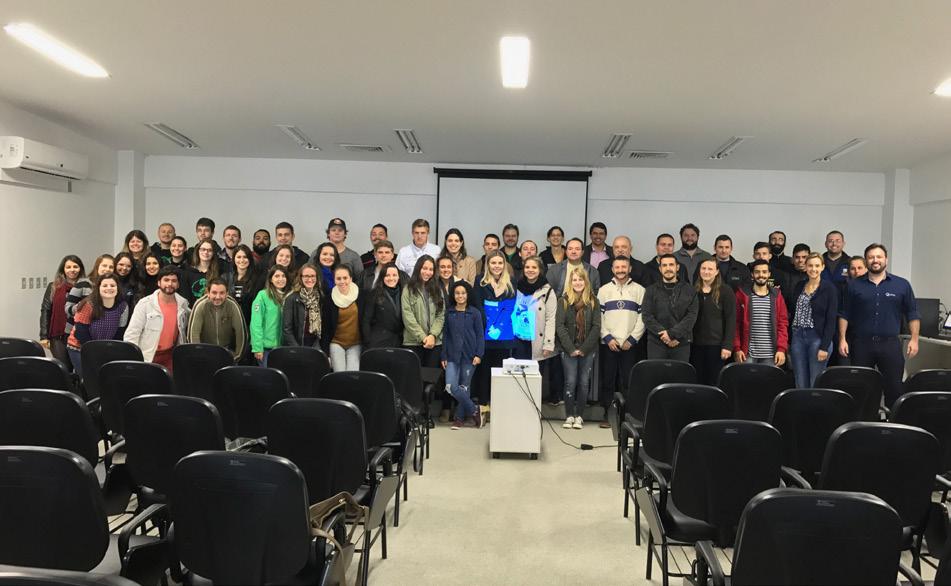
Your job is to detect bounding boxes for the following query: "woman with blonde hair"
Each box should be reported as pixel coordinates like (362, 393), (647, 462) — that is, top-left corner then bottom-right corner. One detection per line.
(555, 266), (601, 429)
(790, 253), (838, 388)
(472, 250), (518, 406)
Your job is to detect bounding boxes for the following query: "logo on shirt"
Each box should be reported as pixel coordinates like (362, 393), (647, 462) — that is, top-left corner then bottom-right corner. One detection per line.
(885, 292), (897, 298)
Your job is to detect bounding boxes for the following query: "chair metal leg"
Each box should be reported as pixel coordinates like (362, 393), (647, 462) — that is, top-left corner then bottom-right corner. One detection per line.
(646, 533), (654, 579)
(380, 517), (388, 559)
(403, 471), (409, 501)
(661, 540), (669, 586)
(623, 468), (630, 518)
(617, 444), (622, 472)
(393, 479), (401, 527)
(361, 528), (371, 586)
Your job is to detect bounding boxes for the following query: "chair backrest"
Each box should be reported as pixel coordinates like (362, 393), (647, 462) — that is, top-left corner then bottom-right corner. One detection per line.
(730, 488), (903, 585)
(641, 383), (729, 465)
(0, 569), (140, 586)
(318, 371), (400, 449)
(0, 356), (72, 393)
(212, 366), (291, 439)
(670, 419), (782, 545)
(906, 369), (951, 393)
(625, 359), (696, 422)
(123, 395), (225, 498)
(267, 398), (368, 504)
(361, 347), (424, 409)
(171, 343), (233, 401)
(820, 421), (940, 530)
(768, 388), (855, 481)
(0, 389), (99, 466)
(98, 361), (173, 436)
(717, 362), (792, 421)
(267, 346), (331, 398)
(814, 366), (886, 421)
(78, 340), (143, 400)
(171, 450), (311, 584)
(0, 337), (44, 359)
(892, 391), (951, 473)
(0, 446), (108, 571)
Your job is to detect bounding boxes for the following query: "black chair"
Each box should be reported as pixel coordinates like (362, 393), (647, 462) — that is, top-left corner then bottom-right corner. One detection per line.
(816, 421), (940, 572)
(268, 346), (332, 398)
(0, 446), (166, 584)
(636, 420), (783, 586)
(268, 398), (399, 586)
(815, 365), (887, 420)
(319, 371), (415, 526)
(768, 388), (855, 486)
(717, 362), (792, 421)
(123, 394), (225, 507)
(693, 488), (922, 586)
(98, 361), (173, 438)
(906, 369), (951, 393)
(170, 450), (346, 586)
(0, 568), (140, 586)
(212, 366), (291, 443)
(171, 343), (233, 401)
(78, 341), (143, 402)
(0, 356), (72, 393)
(892, 391), (951, 500)
(613, 359), (696, 471)
(619, 383), (729, 545)
(361, 348), (432, 472)
(0, 337), (45, 358)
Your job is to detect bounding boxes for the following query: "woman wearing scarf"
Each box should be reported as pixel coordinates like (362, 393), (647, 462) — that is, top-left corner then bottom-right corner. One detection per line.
(514, 256), (561, 404)
(325, 265), (362, 372)
(282, 263), (325, 352)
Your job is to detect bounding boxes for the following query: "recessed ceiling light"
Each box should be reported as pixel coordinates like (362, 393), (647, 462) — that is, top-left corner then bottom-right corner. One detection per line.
(394, 129), (423, 154)
(276, 125), (320, 151)
(934, 79), (951, 97)
(4, 22), (109, 78)
(144, 123), (199, 149)
(708, 136), (752, 160)
(812, 138), (868, 163)
(601, 133), (632, 158)
(500, 36), (530, 89)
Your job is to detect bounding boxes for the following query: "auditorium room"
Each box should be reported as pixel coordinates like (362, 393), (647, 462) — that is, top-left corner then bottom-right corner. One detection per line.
(3, 1), (951, 584)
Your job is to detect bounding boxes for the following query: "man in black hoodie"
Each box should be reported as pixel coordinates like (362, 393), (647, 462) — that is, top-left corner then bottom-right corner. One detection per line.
(641, 254), (699, 361)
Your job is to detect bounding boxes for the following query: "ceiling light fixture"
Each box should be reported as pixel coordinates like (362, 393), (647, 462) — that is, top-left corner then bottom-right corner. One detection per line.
(933, 79), (951, 97)
(708, 136), (752, 160)
(144, 123), (199, 149)
(4, 22), (109, 78)
(812, 138), (868, 163)
(601, 133), (632, 158)
(394, 129), (423, 154)
(500, 36), (530, 88)
(276, 125), (320, 151)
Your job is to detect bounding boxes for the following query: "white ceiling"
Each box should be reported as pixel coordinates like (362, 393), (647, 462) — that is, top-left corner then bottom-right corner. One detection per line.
(2, 0), (951, 172)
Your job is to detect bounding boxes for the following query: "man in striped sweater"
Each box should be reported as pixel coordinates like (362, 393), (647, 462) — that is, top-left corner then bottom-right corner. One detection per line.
(733, 260), (789, 366)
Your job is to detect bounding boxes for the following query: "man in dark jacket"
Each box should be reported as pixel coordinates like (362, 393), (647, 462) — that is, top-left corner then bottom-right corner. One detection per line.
(582, 222), (613, 268)
(768, 230), (797, 276)
(641, 254), (698, 361)
(644, 233), (688, 286)
(696, 234), (750, 291)
(598, 236), (650, 288)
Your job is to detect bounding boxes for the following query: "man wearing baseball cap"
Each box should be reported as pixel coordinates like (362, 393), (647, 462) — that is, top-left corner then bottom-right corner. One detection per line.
(318, 217), (363, 276)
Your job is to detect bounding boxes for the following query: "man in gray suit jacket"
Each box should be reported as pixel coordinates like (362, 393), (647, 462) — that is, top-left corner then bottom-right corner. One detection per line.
(547, 238), (601, 294)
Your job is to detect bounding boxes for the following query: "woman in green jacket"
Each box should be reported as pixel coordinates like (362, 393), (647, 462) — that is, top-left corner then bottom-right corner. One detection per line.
(401, 255), (445, 368)
(250, 265), (288, 366)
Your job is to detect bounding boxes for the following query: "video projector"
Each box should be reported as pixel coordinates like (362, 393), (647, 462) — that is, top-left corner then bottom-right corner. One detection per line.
(501, 358), (540, 375)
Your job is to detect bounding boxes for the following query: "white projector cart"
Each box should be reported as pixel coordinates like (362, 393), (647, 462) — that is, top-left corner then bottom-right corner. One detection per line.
(489, 363), (542, 460)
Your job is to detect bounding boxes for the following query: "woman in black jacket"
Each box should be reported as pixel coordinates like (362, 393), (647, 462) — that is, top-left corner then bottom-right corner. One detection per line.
(361, 263), (404, 349)
(790, 253), (838, 388)
(690, 258), (737, 386)
(40, 254), (86, 370)
(282, 263), (325, 351)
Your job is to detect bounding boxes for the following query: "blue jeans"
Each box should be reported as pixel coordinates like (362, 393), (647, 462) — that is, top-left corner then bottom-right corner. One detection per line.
(790, 327), (830, 388)
(562, 352), (595, 418)
(445, 360), (477, 421)
(67, 347), (83, 377)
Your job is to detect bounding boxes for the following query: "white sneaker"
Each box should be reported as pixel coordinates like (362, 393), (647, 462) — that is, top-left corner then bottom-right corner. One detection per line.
(563, 416), (575, 429)
(573, 417), (583, 429)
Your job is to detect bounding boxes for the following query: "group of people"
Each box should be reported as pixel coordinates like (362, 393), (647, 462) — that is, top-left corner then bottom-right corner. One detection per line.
(38, 215), (921, 429)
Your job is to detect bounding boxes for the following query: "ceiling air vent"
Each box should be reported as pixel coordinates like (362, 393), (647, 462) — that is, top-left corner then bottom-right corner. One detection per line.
(627, 151), (671, 160)
(602, 133), (632, 158)
(338, 144), (391, 153)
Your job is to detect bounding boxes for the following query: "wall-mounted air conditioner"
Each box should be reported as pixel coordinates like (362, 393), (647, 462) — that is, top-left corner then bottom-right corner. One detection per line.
(0, 136), (88, 180)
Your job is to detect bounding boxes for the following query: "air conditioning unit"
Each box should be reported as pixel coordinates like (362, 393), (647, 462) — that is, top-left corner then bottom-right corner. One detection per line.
(0, 136), (88, 180)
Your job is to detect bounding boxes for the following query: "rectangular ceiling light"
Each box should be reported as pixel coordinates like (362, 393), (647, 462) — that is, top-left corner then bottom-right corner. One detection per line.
(144, 123), (199, 149)
(276, 124), (320, 151)
(394, 129), (423, 154)
(602, 133), (632, 158)
(935, 79), (951, 97)
(812, 138), (868, 163)
(500, 36), (530, 88)
(4, 22), (109, 78)
(708, 136), (752, 160)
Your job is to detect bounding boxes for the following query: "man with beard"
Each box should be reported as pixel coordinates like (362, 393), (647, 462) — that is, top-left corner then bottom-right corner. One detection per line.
(750, 241), (793, 308)
(821, 230), (850, 292)
(597, 256), (645, 426)
(768, 230), (796, 275)
(838, 244), (919, 406)
(642, 254), (698, 361)
(644, 233), (688, 286)
(733, 260), (788, 366)
(673, 223), (711, 284)
(361, 223), (388, 270)
(124, 266), (190, 371)
(790, 243), (811, 288)
(251, 229), (271, 264)
(598, 235), (649, 288)
(218, 225), (241, 265)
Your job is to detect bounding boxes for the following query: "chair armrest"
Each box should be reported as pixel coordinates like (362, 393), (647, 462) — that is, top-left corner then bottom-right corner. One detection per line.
(643, 459), (669, 510)
(879, 405), (891, 420)
(781, 466), (812, 489)
(619, 421), (642, 467)
(936, 474), (951, 490)
(118, 503), (166, 559)
(694, 540), (727, 586)
(368, 446), (394, 479)
(898, 560), (924, 586)
(613, 392), (625, 411)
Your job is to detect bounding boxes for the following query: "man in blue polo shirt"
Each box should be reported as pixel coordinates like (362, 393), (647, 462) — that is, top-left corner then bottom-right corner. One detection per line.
(838, 243), (919, 406)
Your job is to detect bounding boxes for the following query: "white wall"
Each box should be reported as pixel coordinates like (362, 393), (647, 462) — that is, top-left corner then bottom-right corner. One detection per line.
(0, 99), (117, 338)
(145, 157), (886, 266)
(911, 152), (951, 303)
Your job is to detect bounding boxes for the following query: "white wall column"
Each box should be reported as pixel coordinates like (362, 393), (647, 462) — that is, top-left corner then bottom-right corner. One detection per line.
(881, 168), (913, 276)
(115, 150), (146, 249)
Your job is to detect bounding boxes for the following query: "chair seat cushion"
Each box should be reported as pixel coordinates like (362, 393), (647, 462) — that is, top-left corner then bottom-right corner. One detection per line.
(651, 492), (718, 544)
